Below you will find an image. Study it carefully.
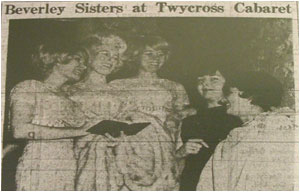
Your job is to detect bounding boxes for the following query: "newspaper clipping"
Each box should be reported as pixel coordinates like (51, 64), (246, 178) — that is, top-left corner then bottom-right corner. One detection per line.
(1, 1), (299, 191)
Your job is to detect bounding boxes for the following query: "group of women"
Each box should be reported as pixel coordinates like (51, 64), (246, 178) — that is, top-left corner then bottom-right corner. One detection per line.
(8, 32), (296, 191)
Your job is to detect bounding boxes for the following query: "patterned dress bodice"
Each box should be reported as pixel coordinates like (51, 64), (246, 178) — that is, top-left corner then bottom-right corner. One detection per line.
(11, 80), (85, 190)
(68, 83), (125, 122)
(110, 78), (189, 123)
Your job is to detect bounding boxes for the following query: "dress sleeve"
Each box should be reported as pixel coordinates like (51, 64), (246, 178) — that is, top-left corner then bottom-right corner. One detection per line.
(10, 80), (37, 105)
(9, 81), (37, 133)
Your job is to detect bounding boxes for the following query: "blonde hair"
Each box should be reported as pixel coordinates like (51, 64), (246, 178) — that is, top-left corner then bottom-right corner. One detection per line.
(32, 41), (88, 79)
(81, 32), (128, 73)
(124, 35), (171, 74)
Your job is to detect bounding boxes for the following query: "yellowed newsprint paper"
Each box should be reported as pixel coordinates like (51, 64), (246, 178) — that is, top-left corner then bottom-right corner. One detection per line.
(1, 1), (299, 191)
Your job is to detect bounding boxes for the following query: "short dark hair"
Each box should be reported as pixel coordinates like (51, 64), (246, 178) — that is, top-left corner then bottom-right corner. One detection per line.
(186, 65), (229, 109)
(193, 63), (233, 80)
(224, 71), (283, 111)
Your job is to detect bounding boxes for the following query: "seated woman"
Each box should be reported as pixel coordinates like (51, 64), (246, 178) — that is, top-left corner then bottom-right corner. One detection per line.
(197, 71), (296, 190)
(108, 36), (201, 190)
(10, 41), (89, 190)
(180, 67), (242, 190)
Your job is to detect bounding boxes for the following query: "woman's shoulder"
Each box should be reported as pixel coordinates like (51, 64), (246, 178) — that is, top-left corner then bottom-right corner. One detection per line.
(255, 108), (295, 129)
(216, 108), (297, 165)
(12, 80), (42, 90)
(10, 80), (44, 95)
(9, 80), (43, 104)
(158, 78), (186, 91)
(262, 109), (296, 137)
(227, 108), (296, 143)
(160, 78), (182, 86)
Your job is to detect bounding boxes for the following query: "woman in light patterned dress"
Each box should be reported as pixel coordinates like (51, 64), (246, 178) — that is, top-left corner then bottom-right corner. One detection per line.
(107, 36), (203, 191)
(197, 71), (296, 190)
(10, 42), (89, 190)
(64, 33), (129, 190)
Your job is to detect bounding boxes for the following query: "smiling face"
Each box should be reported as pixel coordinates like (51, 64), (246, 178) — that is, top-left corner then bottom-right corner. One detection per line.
(56, 52), (87, 82)
(197, 70), (226, 103)
(90, 35), (127, 75)
(140, 46), (167, 73)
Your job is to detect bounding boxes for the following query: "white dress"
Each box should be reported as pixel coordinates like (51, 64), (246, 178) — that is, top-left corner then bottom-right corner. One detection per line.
(111, 78), (190, 190)
(12, 80), (86, 190)
(197, 110), (297, 190)
(66, 81), (126, 190)
(72, 78), (190, 190)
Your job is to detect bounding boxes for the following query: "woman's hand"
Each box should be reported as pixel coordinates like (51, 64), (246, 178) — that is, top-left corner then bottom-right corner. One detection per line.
(177, 108), (197, 120)
(164, 107), (197, 121)
(104, 131), (126, 147)
(176, 139), (209, 158)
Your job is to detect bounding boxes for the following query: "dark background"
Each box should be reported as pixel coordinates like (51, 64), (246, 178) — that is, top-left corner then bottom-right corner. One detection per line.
(2, 18), (294, 190)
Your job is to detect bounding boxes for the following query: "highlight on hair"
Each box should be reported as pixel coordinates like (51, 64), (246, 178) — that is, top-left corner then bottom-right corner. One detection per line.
(81, 32), (127, 57)
(123, 35), (170, 75)
(80, 32), (127, 72)
(135, 35), (170, 58)
(32, 41), (88, 79)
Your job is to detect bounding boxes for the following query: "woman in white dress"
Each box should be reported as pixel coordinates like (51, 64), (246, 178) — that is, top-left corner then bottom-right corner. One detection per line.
(197, 71), (296, 190)
(10, 42), (89, 190)
(64, 33), (129, 190)
(107, 36), (204, 190)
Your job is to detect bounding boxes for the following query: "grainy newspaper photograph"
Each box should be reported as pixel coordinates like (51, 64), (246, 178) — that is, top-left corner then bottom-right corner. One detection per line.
(1, 1), (299, 191)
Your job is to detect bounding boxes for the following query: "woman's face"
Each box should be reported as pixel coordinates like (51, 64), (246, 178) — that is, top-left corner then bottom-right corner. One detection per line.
(197, 71), (226, 103)
(226, 87), (252, 117)
(57, 53), (87, 82)
(90, 36), (127, 75)
(140, 46), (167, 73)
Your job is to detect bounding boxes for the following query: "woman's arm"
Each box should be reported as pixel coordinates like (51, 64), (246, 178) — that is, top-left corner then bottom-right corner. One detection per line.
(12, 123), (88, 140)
(10, 91), (89, 140)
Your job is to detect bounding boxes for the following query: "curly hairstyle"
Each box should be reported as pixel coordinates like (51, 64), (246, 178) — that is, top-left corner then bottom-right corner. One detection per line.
(32, 40), (88, 79)
(123, 35), (171, 76)
(80, 32), (128, 72)
(223, 70), (284, 111)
